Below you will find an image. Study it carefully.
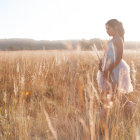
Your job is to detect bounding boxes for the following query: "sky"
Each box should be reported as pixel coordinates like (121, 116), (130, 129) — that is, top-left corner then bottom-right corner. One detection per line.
(0, 0), (140, 41)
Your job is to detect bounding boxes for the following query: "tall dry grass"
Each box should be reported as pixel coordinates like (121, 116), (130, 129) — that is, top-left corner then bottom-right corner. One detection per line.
(0, 50), (140, 140)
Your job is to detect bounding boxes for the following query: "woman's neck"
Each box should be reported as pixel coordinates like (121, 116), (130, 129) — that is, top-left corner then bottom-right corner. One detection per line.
(112, 33), (119, 40)
(112, 34), (124, 42)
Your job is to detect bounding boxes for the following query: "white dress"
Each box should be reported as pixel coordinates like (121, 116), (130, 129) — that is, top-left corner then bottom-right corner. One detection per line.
(97, 39), (133, 94)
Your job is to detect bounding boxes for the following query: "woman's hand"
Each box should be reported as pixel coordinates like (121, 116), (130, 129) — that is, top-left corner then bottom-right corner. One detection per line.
(103, 69), (110, 81)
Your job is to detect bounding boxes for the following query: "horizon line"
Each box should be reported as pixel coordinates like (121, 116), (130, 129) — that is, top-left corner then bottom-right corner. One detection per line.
(0, 37), (140, 42)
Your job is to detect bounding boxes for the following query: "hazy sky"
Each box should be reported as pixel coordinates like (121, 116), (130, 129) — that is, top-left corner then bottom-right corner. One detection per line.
(0, 0), (140, 41)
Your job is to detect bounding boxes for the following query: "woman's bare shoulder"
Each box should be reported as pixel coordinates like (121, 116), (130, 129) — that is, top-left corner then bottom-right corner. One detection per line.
(113, 37), (123, 47)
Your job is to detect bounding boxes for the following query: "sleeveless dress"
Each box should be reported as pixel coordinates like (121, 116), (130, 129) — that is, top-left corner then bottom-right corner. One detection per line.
(97, 39), (133, 94)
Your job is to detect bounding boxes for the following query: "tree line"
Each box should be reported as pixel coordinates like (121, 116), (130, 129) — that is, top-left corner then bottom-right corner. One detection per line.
(0, 38), (139, 51)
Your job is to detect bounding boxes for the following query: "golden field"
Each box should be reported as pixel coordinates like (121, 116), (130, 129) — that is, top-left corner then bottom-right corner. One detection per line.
(0, 50), (140, 140)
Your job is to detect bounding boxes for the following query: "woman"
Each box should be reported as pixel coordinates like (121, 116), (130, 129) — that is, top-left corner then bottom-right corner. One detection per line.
(96, 19), (136, 113)
(97, 19), (133, 95)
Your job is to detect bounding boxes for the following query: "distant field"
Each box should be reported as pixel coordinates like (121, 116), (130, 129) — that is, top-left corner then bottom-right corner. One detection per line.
(0, 50), (140, 140)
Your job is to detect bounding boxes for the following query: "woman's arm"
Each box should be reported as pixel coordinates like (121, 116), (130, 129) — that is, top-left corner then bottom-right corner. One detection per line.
(104, 38), (123, 79)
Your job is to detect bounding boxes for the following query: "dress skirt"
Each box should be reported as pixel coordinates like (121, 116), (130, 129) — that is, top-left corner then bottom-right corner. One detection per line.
(97, 59), (133, 94)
